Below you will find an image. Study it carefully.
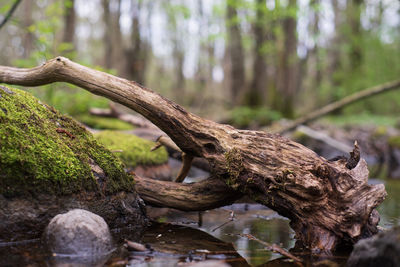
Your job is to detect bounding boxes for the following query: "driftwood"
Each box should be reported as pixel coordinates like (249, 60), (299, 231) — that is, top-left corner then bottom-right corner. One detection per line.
(0, 57), (387, 252)
(135, 176), (241, 211)
(275, 80), (400, 133)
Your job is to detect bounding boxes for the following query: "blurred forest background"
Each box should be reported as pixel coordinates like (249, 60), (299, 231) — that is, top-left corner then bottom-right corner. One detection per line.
(0, 0), (399, 128)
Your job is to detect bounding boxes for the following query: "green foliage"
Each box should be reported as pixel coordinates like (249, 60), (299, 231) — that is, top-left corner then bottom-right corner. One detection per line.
(230, 106), (282, 128)
(77, 115), (134, 130)
(11, 0), (111, 117)
(388, 136), (400, 149)
(324, 114), (399, 127)
(94, 131), (169, 168)
(0, 2), (13, 13)
(0, 86), (134, 197)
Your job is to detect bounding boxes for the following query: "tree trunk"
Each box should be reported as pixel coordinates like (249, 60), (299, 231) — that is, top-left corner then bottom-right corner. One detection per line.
(328, 0), (344, 98)
(0, 57), (386, 253)
(22, 0), (34, 58)
(102, 0), (113, 69)
(276, 0), (299, 118)
(347, 0), (364, 71)
(246, 0), (268, 107)
(63, 0), (76, 45)
(173, 45), (185, 102)
(226, 0), (246, 105)
(125, 1), (149, 85)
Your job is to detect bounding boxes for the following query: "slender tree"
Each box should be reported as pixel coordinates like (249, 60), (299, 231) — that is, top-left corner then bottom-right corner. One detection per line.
(328, 0), (344, 95)
(246, 0), (269, 107)
(22, 0), (34, 58)
(276, 0), (299, 118)
(63, 0), (76, 45)
(347, 0), (364, 71)
(125, 0), (149, 85)
(226, 0), (245, 105)
(102, 0), (113, 69)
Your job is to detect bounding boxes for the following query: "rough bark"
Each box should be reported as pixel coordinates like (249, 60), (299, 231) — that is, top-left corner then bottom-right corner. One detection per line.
(0, 57), (387, 252)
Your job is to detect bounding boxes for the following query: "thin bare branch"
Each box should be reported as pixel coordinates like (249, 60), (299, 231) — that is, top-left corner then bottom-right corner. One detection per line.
(0, 0), (23, 31)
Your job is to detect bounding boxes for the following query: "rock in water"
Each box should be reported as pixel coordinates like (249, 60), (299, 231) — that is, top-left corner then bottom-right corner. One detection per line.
(346, 227), (400, 267)
(44, 209), (113, 256)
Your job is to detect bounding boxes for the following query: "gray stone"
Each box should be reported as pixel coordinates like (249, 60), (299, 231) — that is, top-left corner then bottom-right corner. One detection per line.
(44, 209), (113, 257)
(346, 227), (400, 267)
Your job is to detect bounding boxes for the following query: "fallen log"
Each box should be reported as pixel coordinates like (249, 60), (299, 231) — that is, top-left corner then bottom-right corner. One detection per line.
(274, 80), (400, 134)
(0, 57), (386, 252)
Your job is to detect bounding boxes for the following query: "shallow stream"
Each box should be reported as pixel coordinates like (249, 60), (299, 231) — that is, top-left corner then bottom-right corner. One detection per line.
(1, 178), (399, 266)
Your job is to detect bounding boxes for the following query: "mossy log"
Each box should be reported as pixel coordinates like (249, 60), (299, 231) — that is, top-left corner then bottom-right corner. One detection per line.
(0, 57), (387, 252)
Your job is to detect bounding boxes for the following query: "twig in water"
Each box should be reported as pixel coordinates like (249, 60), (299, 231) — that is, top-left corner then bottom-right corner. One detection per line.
(212, 210), (235, 232)
(124, 239), (149, 252)
(238, 233), (303, 264)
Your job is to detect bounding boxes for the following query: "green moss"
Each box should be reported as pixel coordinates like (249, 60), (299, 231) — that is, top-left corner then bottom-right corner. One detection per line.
(224, 148), (244, 190)
(291, 130), (309, 143)
(0, 86), (134, 197)
(229, 106), (282, 128)
(324, 114), (398, 127)
(388, 136), (400, 148)
(94, 131), (168, 168)
(373, 126), (388, 138)
(77, 114), (133, 130)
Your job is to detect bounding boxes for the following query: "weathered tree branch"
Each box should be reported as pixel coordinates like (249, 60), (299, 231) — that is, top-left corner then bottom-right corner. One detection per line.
(0, 57), (387, 252)
(274, 80), (400, 133)
(135, 175), (242, 211)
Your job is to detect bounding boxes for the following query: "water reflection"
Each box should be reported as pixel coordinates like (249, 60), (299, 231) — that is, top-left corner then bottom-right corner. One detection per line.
(3, 178), (400, 266)
(149, 203), (295, 266)
(377, 179), (400, 228)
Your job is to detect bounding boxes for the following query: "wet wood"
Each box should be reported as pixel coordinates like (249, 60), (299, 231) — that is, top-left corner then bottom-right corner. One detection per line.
(151, 136), (193, 182)
(0, 57), (387, 252)
(134, 175), (242, 211)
